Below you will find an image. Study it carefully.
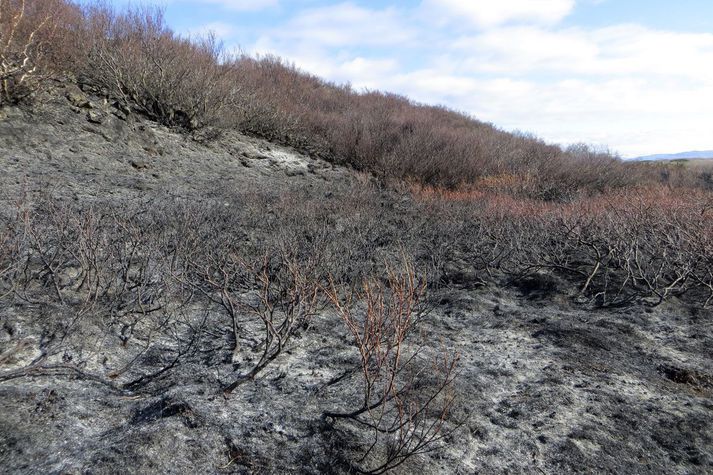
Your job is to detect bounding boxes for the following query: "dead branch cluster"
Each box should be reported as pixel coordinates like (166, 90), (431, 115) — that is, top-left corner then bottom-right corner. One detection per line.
(0, 0), (50, 103)
(481, 189), (713, 307)
(0, 191), (465, 470)
(324, 263), (460, 474)
(80, 4), (242, 130)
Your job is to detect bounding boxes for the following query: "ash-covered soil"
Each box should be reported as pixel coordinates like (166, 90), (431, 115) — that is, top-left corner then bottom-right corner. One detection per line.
(1, 85), (712, 474)
(2, 288), (712, 474)
(0, 82), (346, 205)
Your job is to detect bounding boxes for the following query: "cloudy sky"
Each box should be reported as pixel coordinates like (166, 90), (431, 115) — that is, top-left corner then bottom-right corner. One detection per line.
(108, 0), (712, 158)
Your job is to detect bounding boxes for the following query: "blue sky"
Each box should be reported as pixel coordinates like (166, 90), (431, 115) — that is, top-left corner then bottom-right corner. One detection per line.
(98, 0), (713, 157)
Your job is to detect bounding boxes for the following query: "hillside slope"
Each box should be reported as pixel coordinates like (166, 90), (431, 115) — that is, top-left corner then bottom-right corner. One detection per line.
(1, 82), (712, 474)
(0, 83), (347, 204)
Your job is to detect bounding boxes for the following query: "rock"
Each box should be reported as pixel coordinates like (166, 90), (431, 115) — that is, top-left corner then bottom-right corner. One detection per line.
(89, 99), (106, 109)
(110, 108), (127, 121)
(87, 110), (104, 124)
(284, 167), (306, 177)
(130, 159), (149, 170)
(66, 90), (90, 108)
(133, 179), (151, 190)
(113, 100), (131, 114)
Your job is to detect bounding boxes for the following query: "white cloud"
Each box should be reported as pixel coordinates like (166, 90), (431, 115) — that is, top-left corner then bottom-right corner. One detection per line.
(271, 3), (415, 47)
(339, 58), (400, 89)
(249, 37), (400, 88)
(422, 0), (575, 28)
(189, 0), (278, 11)
(384, 72), (713, 157)
(185, 21), (238, 39)
(249, 3), (414, 85)
(453, 27), (599, 74)
(456, 24), (713, 79)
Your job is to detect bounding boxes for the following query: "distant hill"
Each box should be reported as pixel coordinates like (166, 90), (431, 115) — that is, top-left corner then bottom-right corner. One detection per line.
(631, 150), (713, 161)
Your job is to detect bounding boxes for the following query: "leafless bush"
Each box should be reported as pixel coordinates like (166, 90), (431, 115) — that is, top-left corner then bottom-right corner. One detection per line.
(1, 0), (50, 103)
(0, 212), (22, 299)
(0, 0), (79, 104)
(217, 56), (642, 195)
(9, 198), (171, 328)
(182, 244), (321, 395)
(406, 184), (713, 308)
(80, 4), (241, 130)
(0, 195), (191, 395)
(472, 188), (713, 307)
(324, 261), (461, 474)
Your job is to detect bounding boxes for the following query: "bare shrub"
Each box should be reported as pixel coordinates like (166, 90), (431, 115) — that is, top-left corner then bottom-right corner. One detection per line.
(690, 232), (713, 308)
(80, 4), (241, 130)
(9, 198), (170, 328)
(0, 0), (83, 105)
(0, 211), (22, 299)
(182, 244), (321, 395)
(230, 56), (650, 196)
(324, 261), (461, 474)
(407, 183), (713, 308)
(1, 0), (53, 103)
(481, 188), (713, 306)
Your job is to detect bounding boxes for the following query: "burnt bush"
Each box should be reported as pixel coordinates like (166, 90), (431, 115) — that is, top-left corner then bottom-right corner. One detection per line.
(324, 261), (461, 474)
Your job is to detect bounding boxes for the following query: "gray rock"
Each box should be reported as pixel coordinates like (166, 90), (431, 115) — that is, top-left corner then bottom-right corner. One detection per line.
(66, 90), (90, 108)
(130, 159), (149, 170)
(86, 110), (104, 124)
(284, 167), (306, 177)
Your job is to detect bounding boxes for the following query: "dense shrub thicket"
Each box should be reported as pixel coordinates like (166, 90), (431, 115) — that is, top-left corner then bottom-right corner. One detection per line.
(3, 0), (709, 196)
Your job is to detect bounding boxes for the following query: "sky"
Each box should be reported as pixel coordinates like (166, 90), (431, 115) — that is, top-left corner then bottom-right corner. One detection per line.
(101, 0), (713, 158)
